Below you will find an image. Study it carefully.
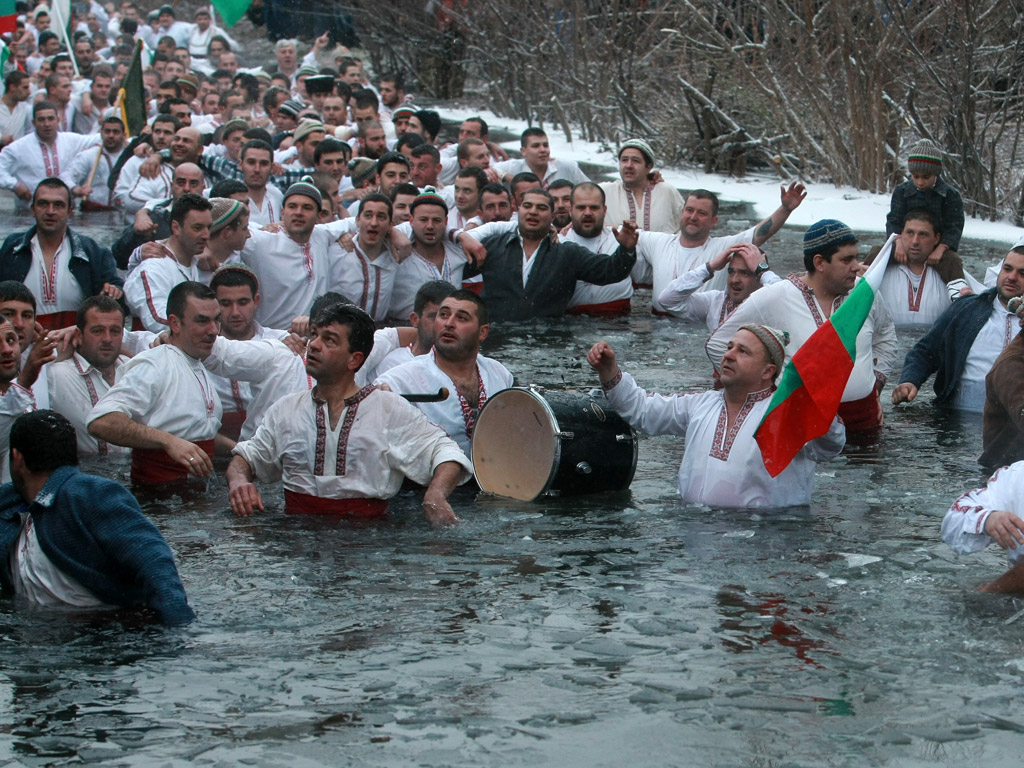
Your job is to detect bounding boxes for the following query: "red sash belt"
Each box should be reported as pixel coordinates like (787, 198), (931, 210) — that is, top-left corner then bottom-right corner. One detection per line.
(219, 410), (247, 442)
(461, 281), (484, 295)
(283, 490), (388, 518)
(36, 311), (78, 332)
(131, 439), (215, 486)
(566, 298), (631, 318)
(651, 308), (674, 317)
(837, 392), (883, 432)
(132, 317), (146, 332)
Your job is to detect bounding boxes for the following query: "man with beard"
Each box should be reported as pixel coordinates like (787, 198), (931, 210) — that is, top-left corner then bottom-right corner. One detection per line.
(377, 290), (513, 460)
(0, 320), (36, 480)
(656, 243), (780, 330)
(455, 188), (638, 322)
(63, 116), (127, 210)
(89, 281), (224, 488)
(124, 194), (213, 332)
(47, 296), (130, 456)
(0, 178), (124, 331)
(548, 179), (573, 231)
(354, 120), (387, 161)
(388, 193), (468, 320)
(227, 302), (470, 522)
(600, 139), (684, 234)
(0, 282), (58, 412)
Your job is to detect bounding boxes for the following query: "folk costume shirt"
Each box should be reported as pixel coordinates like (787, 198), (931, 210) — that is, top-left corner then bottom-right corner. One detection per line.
(876, 263), (950, 327)
(123, 246), (199, 332)
(657, 263), (781, 330)
(0, 131), (100, 207)
(47, 351), (130, 456)
(599, 178), (684, 234)
(943, 462), (1024, 565)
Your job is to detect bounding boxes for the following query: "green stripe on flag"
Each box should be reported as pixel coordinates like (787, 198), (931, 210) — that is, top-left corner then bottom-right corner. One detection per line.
(829, 278), (876, 361)
(211, 0), (254, 27)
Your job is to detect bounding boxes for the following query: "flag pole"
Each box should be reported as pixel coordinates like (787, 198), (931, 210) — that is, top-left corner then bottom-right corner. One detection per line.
(49, 0), (81, 79)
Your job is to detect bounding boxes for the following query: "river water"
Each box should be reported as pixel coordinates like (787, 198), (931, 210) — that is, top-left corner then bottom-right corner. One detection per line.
(2, 196), (1023, 767)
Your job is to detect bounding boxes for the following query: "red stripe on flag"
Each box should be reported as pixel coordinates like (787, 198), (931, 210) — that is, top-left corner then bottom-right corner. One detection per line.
(0, 16), (15, 34)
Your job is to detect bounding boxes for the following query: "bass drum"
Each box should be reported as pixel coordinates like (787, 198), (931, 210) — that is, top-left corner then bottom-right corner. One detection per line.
(472, 388), (638, 501)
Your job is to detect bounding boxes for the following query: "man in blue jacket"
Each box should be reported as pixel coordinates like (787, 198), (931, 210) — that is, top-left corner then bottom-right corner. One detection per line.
(0, 178), (124, 330)
(893, 243), (1024, 412)
(0, 410), (195, 626)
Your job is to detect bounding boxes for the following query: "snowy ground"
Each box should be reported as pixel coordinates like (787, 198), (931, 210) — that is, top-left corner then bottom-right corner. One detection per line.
(441, 107), (1024, 249)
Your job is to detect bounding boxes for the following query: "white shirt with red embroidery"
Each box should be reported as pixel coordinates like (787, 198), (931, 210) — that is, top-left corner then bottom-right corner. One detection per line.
(233, 386), (472, 499)
(209, 325), (289, 426)
(656, 262), (781, 331)
(123, 247), (199, 332)
(388, 222), (468, 320)
(26, 235), (85, 316)
(0, 383), (36, 482)
(332, 235), (399, 323)
(877, 263), (950, 327)
(706, 275), (897, 403)
(87, 344), (222, 443)
(240, 227), (338, 331)
(635, 228), (755, 312)
(943, 462), (1024, 565)
(603, 371), (845, 508)
(599, 179), (684, 235)
(0, 131), (100, 207)
(374, 349), (514, 459)
(247, 185), (284, 227)
(47, 351), (130, 456)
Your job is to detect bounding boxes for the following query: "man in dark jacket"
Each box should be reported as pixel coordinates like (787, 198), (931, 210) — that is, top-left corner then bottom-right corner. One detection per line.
(893, 244), (1024, 412)
(0, 410), (195, 626)
(0, 178), (123, 330)
(455, 188), (638, 322)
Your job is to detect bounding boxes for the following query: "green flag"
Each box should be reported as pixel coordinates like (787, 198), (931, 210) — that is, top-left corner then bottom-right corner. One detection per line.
(118, 40), (147, 138)
(211, 0), (254, 27)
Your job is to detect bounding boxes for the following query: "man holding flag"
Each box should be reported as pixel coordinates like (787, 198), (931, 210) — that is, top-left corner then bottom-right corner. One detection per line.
(588, 324), (844, 508)
(707, 220), (897, 443)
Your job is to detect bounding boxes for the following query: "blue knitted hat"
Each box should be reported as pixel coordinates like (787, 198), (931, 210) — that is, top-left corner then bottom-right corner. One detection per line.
(803, 219), (856, 259)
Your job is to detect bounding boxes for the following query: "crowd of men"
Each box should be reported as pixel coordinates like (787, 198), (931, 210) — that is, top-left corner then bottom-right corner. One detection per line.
(0, 2), (1022, 621)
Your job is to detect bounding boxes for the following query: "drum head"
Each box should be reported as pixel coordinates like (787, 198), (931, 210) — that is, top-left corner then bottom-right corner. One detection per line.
(472, 388), (558, 501)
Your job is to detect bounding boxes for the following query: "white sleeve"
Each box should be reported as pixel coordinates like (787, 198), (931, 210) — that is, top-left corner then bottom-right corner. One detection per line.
(202, 337), (283, 380)
(356, 328), (400, 387)
(0, 139), (20, 190)
(459, 220), (517, 242)
(603, 370), (695, 437)
(869, 299), (897, 380)
(800, 416), (846, 462)
(232, 409), (284, 484)
(382, 394), (473, 485)
(942, 465), (1024, 559)
(656, 264), (718, 322)
(61, 148), (94, 186)
(316, 218), (358, 239)
(123, 260), (175, 332)
(0, 384), (36, 482)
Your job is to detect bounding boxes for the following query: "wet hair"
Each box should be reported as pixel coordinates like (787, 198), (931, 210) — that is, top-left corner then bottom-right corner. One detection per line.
(31, 176), (71, 207)
(687, 188), (720, 217)
(32, 100), (58, 119)
(101, 115), (125, 130)
(379, 72), (404, 90)
(210, 267), (258, 297)
(76, 295), (124, 329)
(170, 192), (212, 227)
(167, 281), (216, 322)
(261, 85), (288, 114)
(308, 291), (353, 318)
(510, 171), (541, 189)
(152, 113), (182, 131)
(413, 280), (457, 316)
(395, 133), (425, 153)
(232, 73), (259, 104)
(10, 411), (78, 472)
(462, 116), (488, 136)
(481, 182), (511, 200)
(3, 70), (29, 90)
(410, 144), (440, 164)
(903, 208), (941, 233)
(375, 151), (409, 174)
(548, 178), (573, 193)
(210, 178), (248, 198)
(241, 138), (272, 162)
(456, 138), (486, 162)
(520, 187), (553, 207)
(413, 109), (441, 142)
(352, 90), (379, 112)
(444, 289), (489, 326)
(570, 181), (605, 205)
(0, 280), (36, 311)
(243, 127), (273, 145)
(315, 137), (350, 163)
(357, 119), (383, 140)
(310, 302), (374, 370)
(390, 182), (420, 201)
(455, 165), (487, 194)
(358, 192), (393, 219)
(520, 127), (547, 146)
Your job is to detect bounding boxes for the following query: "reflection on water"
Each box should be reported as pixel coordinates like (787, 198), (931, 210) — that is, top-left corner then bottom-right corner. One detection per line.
(2, 204), (1024, 765)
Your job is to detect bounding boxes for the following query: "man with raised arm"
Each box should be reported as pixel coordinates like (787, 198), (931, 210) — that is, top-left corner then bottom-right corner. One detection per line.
(226, 303), (471, 523)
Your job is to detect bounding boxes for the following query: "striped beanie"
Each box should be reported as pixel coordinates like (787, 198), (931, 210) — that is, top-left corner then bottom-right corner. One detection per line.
(410, 190), (448, 215)
(803, 219), (856, 259)
(283, 176), (322, 210)
(739, 324), (790, 374)
(209, 198), (246, 235)
(619, 138), (654, 167)
(907, 140), (942, 176)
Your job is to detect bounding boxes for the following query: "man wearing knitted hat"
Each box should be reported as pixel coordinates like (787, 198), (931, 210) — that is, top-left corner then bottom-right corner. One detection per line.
(884, 139), (967, 299)
(707, 219), (896, 433)
(589, 324), (844, 507)
(599, 139), (685, 234)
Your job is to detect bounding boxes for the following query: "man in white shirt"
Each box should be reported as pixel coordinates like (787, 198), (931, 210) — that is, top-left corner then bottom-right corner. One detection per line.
(599, 138), (684, 234)
(893, 240), (1024, 413)
(0, 282), (57, 412)
(0, 319), (40, 482)
(656, 242), (779, 330)
(333, 193), (399, 323)
(375, 281), (456, 378)
(0, 71), (32, 149)
(88, 281), (223, 488)
(124, 193), (212, 331)
(0, 102), (100, 208)
(492, 128), (589, 189)
(637, 184), (805, 312)
(47, 295), (130, 456)
(589, 324), (844, 508)
(239, 139), (282, 226)
(63, 116), (126, 210)
(870, 210), (951, 327)
(944, 463), (1024, 593)
(376, 291), (514, 460)
(708, 219), (897, 433)
(114, 113), (179, 215)
(227, 302), (471, 523)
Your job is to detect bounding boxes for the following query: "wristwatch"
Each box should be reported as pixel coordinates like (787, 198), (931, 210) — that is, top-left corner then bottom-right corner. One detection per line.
(755, 261), (770, 275)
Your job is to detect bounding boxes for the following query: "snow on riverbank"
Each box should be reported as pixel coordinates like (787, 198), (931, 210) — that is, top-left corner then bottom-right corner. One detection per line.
(443, 107), (1024, 247)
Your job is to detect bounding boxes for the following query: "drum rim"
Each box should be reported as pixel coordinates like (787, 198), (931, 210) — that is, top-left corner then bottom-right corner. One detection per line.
(472, 386), (562, 501)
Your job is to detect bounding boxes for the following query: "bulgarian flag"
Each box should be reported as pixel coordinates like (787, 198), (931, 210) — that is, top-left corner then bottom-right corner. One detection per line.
(210, 0), (254, 27)
(755, 234), (895, 476)
(0, 0), (15, 35)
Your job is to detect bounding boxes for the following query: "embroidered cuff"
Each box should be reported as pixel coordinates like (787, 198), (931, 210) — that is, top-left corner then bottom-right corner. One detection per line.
(600, 370), (623, 392)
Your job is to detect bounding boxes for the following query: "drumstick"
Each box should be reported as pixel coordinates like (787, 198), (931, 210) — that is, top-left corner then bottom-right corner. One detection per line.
(401, 387), (449, 403)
